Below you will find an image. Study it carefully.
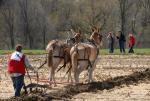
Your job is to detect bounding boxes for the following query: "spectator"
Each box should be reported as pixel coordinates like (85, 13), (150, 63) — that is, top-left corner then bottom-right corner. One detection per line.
(116, 31), (126, 53)
(128, 33), (135, 53)
(107, 32), (115, 53)
(7, 44), (36, 97)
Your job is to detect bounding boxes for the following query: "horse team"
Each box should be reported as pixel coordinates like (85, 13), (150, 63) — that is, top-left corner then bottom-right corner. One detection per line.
(46, 26), (102, 86)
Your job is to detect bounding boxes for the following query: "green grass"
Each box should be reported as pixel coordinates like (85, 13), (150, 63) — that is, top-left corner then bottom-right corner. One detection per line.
(0, 48), (149, 55)
(99, 48), (150, 55)
(133, 48), (150, 55)
(23, 50), (47, 54)
(0, 50), (47, 55)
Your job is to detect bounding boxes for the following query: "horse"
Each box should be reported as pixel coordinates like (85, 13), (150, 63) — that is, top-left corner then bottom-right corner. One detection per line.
(46, 40), (72, 86)
(46, 30), (83, 86)
(70, 26), (102, 83)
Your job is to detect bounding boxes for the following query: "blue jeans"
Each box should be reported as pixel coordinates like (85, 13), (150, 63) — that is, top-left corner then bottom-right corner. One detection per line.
(119, 41), (125, 53)
(11, 75), (24, 96)
(109, 43), (114, 53)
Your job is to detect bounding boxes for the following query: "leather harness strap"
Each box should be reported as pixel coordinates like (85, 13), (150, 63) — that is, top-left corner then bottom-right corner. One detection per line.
(53, 45), (65, 58)
(76, 40), (99, 69)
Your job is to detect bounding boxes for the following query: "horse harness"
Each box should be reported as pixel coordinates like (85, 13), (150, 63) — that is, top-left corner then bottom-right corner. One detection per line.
(53, 44), (65, 59)
(75, 40), (98, 69)
(52, 43), (70, 72)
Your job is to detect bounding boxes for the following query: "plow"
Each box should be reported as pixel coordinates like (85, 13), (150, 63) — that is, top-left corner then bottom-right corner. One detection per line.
(23, 56), (72, 93)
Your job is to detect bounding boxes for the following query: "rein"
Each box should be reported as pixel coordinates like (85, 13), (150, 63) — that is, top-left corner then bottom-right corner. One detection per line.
(36, 54), (47, 85)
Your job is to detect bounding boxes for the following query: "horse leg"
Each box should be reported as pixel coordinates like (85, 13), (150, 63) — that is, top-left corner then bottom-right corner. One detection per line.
(67, 70), (73, 83)
(53, 59), (62, 87)
(74, 68), (80, 83)
(88, 68), (93, 83)
(48, 67), (53, 85)
(71, 52), (79, 84)
(52, 70), (57, 87)
(74, 64), (84, 83)
(52, 64), (58, 87)
(48, 65), (56, 86)
(67, 63), (73, 83)
(88, 62), (96, 83)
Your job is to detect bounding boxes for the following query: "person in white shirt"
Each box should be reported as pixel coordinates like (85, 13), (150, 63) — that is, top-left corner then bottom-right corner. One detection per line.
(8, 44), (36, 97)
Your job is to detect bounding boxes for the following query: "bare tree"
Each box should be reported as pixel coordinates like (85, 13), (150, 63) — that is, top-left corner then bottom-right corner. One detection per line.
(85, 0), (113, 31)
(137, 0), (150, 47)
(1, 0), (15, 49)
(0, 0), (4, 6)
(118, 0), (134, 35)
(0, 0), (149, 49)
(18, 0), (33, 48)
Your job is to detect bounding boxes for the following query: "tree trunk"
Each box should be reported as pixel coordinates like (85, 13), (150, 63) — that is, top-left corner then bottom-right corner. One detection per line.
(119, 0), (126, 35)
(42, 25), (46, 49)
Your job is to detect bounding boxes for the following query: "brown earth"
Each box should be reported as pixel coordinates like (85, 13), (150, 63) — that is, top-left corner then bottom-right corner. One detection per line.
(0, 54), (150, 101)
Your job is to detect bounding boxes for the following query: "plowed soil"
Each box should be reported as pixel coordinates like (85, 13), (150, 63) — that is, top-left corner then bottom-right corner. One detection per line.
(0, 54), (150, 101)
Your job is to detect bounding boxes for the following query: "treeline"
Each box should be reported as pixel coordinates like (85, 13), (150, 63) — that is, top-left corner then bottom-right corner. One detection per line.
(0, 0), (150, 49)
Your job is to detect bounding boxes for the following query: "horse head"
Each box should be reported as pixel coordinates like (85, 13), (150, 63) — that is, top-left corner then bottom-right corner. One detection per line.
(66, 29), (82, 45)
(90, 26), (102, 47)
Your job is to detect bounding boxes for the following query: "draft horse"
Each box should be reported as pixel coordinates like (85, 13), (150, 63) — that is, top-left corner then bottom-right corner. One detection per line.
(70, 27), (102, 83)
(46, 30), (83, 85)
(46, 40), (71, 86)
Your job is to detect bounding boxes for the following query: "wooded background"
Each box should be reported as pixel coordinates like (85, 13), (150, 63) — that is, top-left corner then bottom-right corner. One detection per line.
(0, 0), (149, 49)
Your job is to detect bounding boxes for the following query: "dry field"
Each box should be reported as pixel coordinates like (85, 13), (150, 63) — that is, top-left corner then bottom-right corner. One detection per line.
(0, 54), (150, 101)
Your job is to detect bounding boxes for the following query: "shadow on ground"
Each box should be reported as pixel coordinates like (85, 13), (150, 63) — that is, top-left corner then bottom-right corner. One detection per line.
(1, 68), (150, 101)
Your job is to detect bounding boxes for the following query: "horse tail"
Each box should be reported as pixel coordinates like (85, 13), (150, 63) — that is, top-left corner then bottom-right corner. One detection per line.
(46, 40), (57, 67)
(48, 49), (53, 67)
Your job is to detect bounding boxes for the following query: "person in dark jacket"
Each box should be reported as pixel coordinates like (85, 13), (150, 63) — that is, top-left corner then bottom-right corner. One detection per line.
(107, 32), (115, 53)
(8, 44), (36, 97)
(128, 34), (135, 53)
(117, 31), (126, 53)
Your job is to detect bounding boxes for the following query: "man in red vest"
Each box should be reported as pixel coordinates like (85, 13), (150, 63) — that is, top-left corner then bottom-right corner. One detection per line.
(128, 34), (135, 53)
(8, 44), (36, 97)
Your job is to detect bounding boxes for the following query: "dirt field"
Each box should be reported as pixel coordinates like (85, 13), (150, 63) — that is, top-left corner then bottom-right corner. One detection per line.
(0, 54), (150, 101)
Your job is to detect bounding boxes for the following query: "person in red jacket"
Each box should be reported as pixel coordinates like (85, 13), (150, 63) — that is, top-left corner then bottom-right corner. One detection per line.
(8, 44), (36, 97)
(128, 34), (135, 53)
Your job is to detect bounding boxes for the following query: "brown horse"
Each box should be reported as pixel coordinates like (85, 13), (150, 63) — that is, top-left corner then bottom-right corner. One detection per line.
(46, 30), (83, 85)
(70, 27), (102, 83)
(46, 40), (72, 86)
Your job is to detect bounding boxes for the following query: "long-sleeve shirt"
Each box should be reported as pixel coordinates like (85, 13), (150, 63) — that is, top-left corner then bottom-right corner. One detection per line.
(9, 51), (32, 77)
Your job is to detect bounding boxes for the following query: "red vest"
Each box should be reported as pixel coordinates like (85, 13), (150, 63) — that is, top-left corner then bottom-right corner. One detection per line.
(8, 53), (26, 75)
(129, 36), (135, 46)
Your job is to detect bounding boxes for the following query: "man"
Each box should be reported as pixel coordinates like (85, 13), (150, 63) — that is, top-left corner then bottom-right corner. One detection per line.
(7, 44), (36, 97)
(128, 34), (135, 53)
(107, 32), (115, 53)
(116, 31), (126, 53)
